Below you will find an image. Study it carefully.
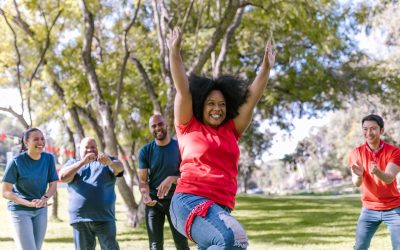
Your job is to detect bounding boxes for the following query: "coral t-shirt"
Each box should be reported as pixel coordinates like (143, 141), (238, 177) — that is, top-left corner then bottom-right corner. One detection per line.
(175, 117), (240, 210)
(348, 141), (400, 210)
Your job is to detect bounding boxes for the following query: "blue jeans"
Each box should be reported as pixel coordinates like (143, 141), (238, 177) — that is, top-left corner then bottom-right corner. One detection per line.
(354, 206), (400, 250)
(145, 197), (189, 250)
(170, 193), (248, 250)
(72, 221), (119, 250)
(7, 208), (48, 250)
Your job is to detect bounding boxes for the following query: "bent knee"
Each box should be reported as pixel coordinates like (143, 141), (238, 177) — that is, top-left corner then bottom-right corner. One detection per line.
(218, 212), (249, 249)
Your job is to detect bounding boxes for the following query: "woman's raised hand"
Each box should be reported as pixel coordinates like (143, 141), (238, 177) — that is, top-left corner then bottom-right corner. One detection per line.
(167, 27), (182, 52)
(262, 38), (277, 70)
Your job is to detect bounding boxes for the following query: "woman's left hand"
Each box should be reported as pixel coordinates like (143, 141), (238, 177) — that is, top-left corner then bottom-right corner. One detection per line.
(262, 39), (277, 70)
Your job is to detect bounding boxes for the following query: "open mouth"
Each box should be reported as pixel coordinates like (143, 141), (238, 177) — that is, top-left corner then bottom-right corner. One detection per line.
(211, 114), (222, 119)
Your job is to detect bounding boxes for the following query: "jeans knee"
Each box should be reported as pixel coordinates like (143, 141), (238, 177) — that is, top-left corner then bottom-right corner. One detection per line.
(218, 212), (248, 249)
(354, 241), (370, 250)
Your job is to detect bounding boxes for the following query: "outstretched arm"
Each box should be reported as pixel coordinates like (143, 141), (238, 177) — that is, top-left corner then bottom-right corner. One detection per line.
(234, 39), (277, 134)
(168, 27), (193, 125)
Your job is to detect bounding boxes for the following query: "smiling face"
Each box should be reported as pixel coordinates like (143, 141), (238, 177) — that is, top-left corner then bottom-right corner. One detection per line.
(25, 130), (45, 155)
(362, 120), (383, 148)
(149, 114), (168, 142)
(202, 90), (226, 128)
(80, 138), (98, 159)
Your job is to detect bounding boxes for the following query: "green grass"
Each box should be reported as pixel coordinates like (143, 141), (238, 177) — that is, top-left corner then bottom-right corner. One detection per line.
(0, 189), (393, 250)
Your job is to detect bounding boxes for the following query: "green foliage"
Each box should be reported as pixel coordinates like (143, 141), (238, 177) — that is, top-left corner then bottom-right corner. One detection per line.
(281, 95), (400, 183)
(0, 0), (390, 198)
(0, 114), (24, 164)
(0, 0), (375, 131)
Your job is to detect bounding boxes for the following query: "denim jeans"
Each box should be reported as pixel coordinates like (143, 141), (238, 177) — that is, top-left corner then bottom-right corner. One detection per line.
(145, 197), (190, 250)
(7, 207), (48, 250)
(170, 193), (248, 250)
(354, 206), (400, 250)
(72, 221), (120, 250)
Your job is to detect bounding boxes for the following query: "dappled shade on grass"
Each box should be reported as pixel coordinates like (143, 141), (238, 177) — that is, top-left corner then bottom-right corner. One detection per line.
(0, 188), (392, 250)
(233, 195), (389, 248)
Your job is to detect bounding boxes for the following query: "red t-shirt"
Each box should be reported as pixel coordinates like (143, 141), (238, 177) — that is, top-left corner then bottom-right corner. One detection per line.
(175, 117), (240, 209)
(348, 141), (400, 210)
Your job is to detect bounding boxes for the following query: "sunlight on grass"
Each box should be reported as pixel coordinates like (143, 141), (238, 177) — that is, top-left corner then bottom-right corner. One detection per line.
(0, 187), (393, 249)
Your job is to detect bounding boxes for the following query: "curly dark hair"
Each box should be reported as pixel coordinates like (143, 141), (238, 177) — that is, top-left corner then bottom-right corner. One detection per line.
(189, 74), (249, 124)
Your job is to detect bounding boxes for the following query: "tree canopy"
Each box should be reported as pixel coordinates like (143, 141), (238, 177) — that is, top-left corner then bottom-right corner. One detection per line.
(0, 0), (394, 225)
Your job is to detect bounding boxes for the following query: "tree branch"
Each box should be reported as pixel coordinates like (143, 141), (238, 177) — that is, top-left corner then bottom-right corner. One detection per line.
(114, 0), (142, 121)
(0, 106), (29, 129)
(151, 0), (169, 80)
(180, 0), (195, 33)
(78, 0), (104, 106)
(130, 56), (161, 113)
(76, 106), (106, 151)
(0, 8), (25, 119)
(212, 7), (244, 78)
(12, 0), (35, 39)
(60, 118), (77, 159)
(50, 77), (86, 140)
(26, 9), (63, 126)
(189, 0), (241, 75)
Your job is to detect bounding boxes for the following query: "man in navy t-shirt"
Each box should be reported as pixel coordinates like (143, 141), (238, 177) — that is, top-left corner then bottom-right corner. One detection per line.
(59, 137), (124, 250)
(138, 114), (189, 250)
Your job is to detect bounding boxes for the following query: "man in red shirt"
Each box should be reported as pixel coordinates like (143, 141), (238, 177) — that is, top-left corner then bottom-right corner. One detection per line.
(349, 114), (400, 249)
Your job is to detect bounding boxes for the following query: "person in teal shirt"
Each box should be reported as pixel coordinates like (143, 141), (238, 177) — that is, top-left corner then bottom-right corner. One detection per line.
(138, 114), (189, 250)
(2, 128), (58, 250)
(59, 137), (124, 250)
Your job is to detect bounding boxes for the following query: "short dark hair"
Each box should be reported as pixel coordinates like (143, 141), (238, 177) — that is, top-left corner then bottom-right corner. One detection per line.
(20, 128), (42, 152)
(189, 74), (249, 124)
(362, 114), (384, 129)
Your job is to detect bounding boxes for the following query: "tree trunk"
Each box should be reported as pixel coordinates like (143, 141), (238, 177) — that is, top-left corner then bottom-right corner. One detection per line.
(50, 189), (61, 221)
(78, 0), (141, 227)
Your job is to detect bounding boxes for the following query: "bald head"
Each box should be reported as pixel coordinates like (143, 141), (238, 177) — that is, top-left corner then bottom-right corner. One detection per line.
(149, 114), (169, 143)
(80, 137), (98, 159)
(149, 114), (165, 126)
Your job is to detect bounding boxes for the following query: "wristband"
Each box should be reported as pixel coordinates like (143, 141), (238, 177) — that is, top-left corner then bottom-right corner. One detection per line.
(43, 195), (49, 199)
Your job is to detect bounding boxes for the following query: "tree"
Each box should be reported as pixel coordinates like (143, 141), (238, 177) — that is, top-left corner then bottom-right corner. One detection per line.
(0, 0), (381, 225)
(238, 117), (273, 193)
(282, 95), (400, 185)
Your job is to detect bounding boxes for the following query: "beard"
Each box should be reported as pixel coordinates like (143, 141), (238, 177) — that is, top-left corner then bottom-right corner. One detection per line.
(154, 130), (167, 141)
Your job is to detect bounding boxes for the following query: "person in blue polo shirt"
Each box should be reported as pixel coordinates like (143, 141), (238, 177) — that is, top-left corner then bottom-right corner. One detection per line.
(59, 137), (123, 250)
(2, 128), (58, 250)
(138, 114), (189, 250)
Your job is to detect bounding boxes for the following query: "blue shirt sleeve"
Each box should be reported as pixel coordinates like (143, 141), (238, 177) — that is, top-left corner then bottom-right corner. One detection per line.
(138, 146), (148, 169)
(2, 158), (18, 184)
(47, 154), (59, 182)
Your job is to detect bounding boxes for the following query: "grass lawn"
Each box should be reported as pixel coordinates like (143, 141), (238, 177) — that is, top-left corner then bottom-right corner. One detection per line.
(0, 188), (393, 250)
